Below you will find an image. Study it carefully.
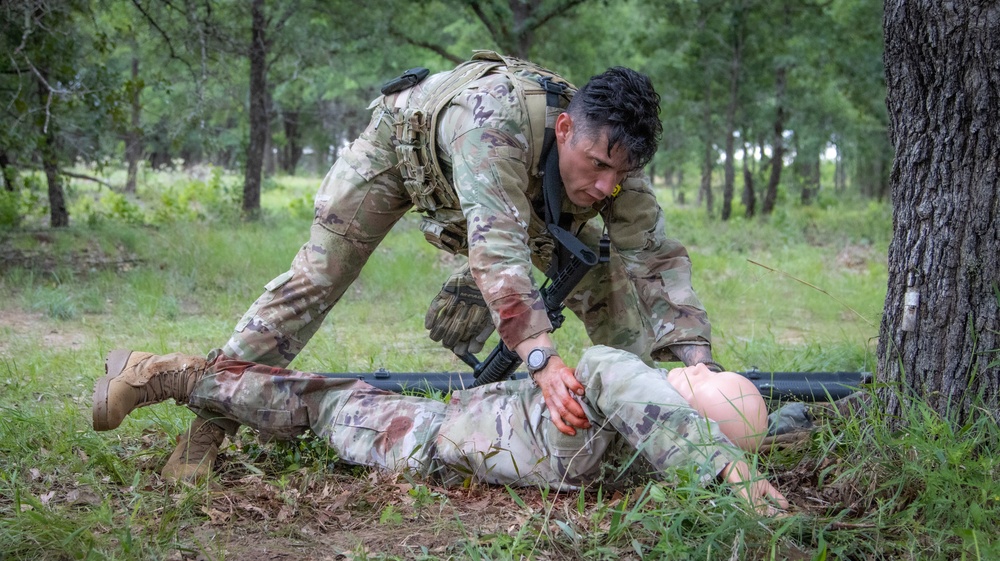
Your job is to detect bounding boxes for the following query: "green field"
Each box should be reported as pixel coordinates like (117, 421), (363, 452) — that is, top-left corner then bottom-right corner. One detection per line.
(2, 171), (997, 559)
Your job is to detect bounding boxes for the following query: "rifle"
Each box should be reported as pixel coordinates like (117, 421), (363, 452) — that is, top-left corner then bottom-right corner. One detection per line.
(316, 367), (870, 402)
(463, 233), (610, 387)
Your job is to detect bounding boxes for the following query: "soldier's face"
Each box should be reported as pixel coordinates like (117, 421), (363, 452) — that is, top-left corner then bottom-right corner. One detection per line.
(554, 113), (630, 207)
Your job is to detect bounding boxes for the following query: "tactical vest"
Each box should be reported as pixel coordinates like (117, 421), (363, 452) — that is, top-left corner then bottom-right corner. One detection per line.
(389, 51), (575, 254)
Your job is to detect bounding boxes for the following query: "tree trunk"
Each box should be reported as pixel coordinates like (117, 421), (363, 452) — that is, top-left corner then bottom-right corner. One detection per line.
(281, 109), (301, 174)
(125, 54), (142, 194)
(242, 0), (268, 220)
(797, 149), (820, 206)
(699, 96), (714, 214)
(761, 65), (786, 216)
(700, 137), (714, 215)
(742, 140), (756, 218)
(36, 70), (68, 228)
(722, 126), (736, 220)
(879, 1), (1000, 426)
(0, 151), (16, 192)
(834, 141), (846, 192)
(721, 4), (744, 222)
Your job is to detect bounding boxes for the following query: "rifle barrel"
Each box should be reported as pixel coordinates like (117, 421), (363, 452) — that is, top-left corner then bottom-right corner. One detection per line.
(316, 369), (870, 402)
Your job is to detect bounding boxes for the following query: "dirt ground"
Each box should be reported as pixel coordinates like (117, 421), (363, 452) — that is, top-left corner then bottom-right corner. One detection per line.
(0, 243), (870, 559)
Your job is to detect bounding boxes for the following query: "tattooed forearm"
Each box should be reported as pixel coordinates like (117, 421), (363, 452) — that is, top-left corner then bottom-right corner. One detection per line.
(668, 344), (718, 369)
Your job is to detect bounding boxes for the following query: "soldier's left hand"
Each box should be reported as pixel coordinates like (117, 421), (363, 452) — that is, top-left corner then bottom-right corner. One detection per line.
(533, 357), (590, 436)
(425, 265), (495, 357)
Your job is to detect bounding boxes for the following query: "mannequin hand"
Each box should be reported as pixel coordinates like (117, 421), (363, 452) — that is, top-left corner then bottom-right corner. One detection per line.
(721, 459), (789, 516)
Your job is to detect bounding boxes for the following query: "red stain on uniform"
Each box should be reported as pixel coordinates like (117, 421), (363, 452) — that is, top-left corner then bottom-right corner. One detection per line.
(375, 416), (415, 453)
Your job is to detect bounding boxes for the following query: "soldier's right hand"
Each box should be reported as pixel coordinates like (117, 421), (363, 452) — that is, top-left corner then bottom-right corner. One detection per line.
(533, 357), (590, 436)
(424, 264), (495, 357)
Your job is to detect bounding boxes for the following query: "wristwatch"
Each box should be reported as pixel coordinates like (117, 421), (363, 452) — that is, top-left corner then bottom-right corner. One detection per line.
(526, 347), (558, 376)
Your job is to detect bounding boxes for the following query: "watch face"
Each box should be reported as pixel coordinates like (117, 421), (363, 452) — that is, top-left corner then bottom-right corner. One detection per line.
(527, 349), (545, 370)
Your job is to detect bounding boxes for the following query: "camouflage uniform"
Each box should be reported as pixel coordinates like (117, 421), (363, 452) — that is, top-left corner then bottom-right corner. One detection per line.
(189, 345), (738, 489)
(223, 52), (711, 368)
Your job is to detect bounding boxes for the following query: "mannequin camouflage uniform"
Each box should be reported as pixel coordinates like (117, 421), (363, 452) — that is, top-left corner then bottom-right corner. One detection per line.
(222, 51), (712, 368)
(186, 345), (738, 488)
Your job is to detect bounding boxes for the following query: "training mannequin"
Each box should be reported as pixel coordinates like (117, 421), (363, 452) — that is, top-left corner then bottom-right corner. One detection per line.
(667, 363), (769, 451)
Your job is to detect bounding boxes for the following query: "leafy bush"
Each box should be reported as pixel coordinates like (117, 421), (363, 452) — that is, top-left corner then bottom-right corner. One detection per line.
(0, 189), (20, 229)
(151, 166), (240, 224)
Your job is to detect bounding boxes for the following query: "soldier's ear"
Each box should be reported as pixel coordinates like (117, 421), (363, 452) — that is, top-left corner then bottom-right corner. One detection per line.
(555, 112), (573, 145)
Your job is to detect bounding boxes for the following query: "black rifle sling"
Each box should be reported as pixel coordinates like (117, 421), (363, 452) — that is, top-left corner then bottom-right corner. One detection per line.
(537, 77), (592, 277)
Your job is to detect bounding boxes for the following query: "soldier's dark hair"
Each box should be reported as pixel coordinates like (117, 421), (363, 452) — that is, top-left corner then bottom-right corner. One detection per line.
(566, 67), (662, 170)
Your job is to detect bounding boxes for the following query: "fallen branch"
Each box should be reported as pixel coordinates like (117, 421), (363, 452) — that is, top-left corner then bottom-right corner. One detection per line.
(9, 163), (117, 190)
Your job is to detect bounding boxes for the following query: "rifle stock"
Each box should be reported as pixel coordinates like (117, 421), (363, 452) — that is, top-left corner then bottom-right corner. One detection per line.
(317, 368), (871, 403)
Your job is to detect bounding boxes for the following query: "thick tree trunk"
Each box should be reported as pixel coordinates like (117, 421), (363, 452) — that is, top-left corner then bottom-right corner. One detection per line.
(125, 55), (142, 194)
(242, 0), (268, 220)
(761, 65), (786, 216)
(879, 1), (1000, 426)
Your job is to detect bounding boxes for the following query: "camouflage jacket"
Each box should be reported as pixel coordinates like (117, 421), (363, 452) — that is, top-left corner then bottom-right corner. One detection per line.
(392, 52), (711, 358)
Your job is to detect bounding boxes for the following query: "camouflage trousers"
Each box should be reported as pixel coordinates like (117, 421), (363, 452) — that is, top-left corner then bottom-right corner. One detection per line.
(221, 96), (671, 367)
(188, 345), (738, 490)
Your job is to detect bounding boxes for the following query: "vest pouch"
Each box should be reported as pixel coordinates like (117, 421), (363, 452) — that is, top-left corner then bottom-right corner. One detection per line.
(420, 214), (468, 255)
(395, 108), (461, 212)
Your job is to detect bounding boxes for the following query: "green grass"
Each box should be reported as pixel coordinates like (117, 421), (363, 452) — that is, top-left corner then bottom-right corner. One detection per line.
(1, 169), (997, 559)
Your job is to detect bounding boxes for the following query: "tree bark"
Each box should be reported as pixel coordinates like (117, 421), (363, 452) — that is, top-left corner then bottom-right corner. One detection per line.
(0, 151), (16, 192)
(879, 1), (1000, 426)
(125, 54), (142, 194)
(698, 86), (715, 215)
(280, 109), (301, 174)
(36, 69), (68, 228)
(796, 149), (820, 206)
(243, 0), (268, 220)
(834, 141), (846, 192)
(742, 140), (756, 218)
(721, 3), (745, 222)
(700, 136), (714, 215)
(761, 65), (786, 216)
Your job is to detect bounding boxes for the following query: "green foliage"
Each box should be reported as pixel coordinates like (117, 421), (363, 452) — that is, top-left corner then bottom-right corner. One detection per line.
(150, 167), (241, 224)
(0, 189), (20, 230)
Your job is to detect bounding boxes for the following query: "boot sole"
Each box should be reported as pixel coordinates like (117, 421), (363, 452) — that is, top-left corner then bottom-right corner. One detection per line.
(93, 349), (133, 431)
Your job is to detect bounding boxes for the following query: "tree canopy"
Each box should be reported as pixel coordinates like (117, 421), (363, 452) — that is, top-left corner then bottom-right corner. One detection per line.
(0, 0), (887, 226)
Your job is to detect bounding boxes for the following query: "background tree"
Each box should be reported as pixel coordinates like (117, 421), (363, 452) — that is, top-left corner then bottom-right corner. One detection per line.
(878, 1), (999, 424)
(1, 0), (122, 227)
(0, 0), (895, 227)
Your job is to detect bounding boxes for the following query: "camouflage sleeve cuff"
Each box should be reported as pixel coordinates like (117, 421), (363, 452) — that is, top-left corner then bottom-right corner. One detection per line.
(650, 337), (712, 363)
(488, 293), (552, 349)
(700, 442), (743, 486)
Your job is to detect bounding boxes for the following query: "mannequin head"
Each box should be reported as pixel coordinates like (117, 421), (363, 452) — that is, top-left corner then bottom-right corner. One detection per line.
(666, 364), (768, 451)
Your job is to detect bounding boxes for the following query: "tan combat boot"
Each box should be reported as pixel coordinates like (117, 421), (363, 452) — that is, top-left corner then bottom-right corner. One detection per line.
(160, 416), (226, 484)
(92, 349), (207, 431)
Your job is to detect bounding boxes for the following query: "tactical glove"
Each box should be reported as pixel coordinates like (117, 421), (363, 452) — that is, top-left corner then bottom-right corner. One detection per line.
(424, 264), (495, 357)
